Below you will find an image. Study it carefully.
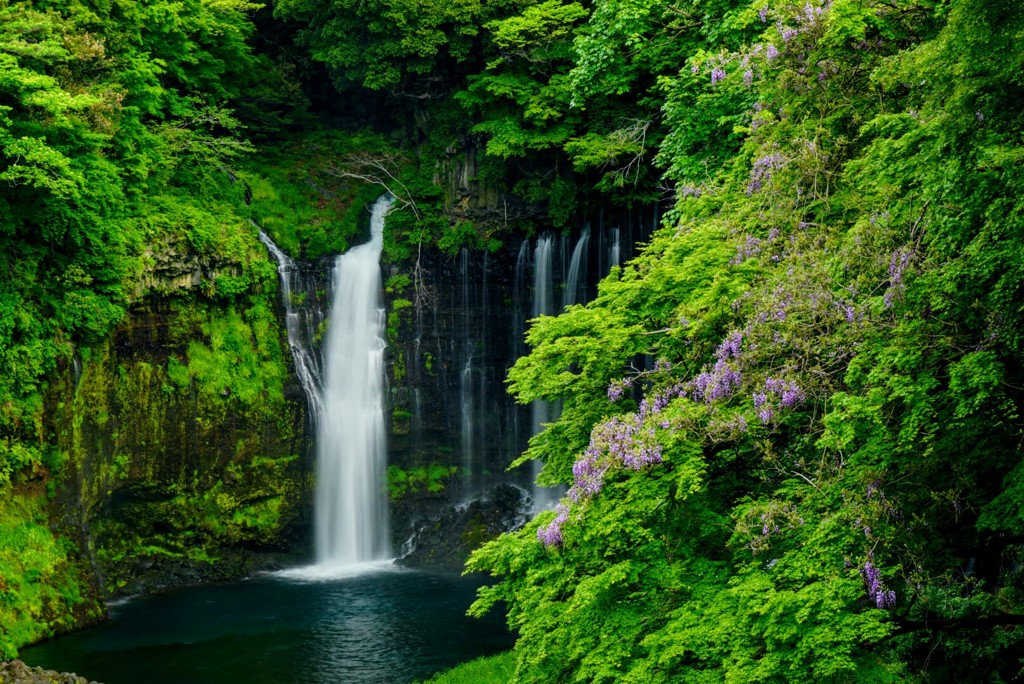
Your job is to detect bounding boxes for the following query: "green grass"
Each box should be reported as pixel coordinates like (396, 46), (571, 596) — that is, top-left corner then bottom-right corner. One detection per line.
(421, 651), (515, 683)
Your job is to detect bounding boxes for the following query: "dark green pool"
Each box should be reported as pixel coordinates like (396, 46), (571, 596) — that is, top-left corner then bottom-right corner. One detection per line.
(21, 563), (513, 683)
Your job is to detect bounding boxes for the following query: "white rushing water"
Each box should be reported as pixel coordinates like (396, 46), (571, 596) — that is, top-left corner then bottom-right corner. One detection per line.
(563, 226), (590, 309)
(314, 194), (395, 569)
(609, 226), (621, 269)
(530, 235), (562, 511)
(257, 228), (325, 422)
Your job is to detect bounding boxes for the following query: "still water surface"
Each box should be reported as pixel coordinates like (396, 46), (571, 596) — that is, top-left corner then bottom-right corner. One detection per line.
(22, 564), (512, 684)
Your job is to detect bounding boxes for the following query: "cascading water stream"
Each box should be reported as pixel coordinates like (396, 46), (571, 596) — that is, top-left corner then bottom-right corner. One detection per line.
(459, 248), (476, 496)
(314, 194), (395, 568)
(563, 227), (590, 309)
(609, 226), (622, 269)
(258, 230), (324, 421)
(530, 235), (561, 511)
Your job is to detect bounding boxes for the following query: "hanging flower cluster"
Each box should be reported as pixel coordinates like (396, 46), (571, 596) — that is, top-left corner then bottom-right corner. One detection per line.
(538, 380), (683, 547)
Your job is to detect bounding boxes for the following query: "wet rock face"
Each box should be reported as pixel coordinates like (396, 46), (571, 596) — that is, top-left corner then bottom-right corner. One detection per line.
(385, 244), (534, 488)
(0, 659), (100, 684)
(441, 143), (545, 227)
(395, 484), (531, 571)
(48, 295), (313, 599)
(134, 236), (245, 298)
(381, 204), (661, 559)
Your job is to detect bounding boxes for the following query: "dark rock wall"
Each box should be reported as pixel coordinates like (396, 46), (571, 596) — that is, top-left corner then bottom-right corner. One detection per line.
(47, 294), (312, 599)
(382, 202), (661, 559)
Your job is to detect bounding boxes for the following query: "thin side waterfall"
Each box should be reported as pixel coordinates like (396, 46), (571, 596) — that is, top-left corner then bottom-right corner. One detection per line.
(509, 239), (531, 463)
(512, 240), (530, 358)
(563, 227), (590, 309)
(315, 194), (395, 568)
(258, 230), (324, 421)
(460, 357), (474, 492)
(531, 235), (559, 511)
(532, 235), (554, 320)
(609, 227), (622, 269)
(459, 248), (475, 495)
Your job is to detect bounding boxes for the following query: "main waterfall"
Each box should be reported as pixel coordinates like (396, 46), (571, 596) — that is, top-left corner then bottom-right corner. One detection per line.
(315, 194), (395, 567)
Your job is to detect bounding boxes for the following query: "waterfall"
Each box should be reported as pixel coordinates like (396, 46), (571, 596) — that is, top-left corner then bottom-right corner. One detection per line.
(458, 248), (476, 497)
(258, 230), (324, 421)
(609, 227), (621, 270)
(508, 239), (531, 467)
(532, 235), (554, 320)
(460, 356), (474, 493)
(530, 235), (560, 511)
(563, 227), (590, 309)
(314, 194), (395, 567)
(512, 240), (530, 358)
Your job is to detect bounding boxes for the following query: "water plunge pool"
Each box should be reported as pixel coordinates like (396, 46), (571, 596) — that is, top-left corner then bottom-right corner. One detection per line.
(22, 565), (513, 683)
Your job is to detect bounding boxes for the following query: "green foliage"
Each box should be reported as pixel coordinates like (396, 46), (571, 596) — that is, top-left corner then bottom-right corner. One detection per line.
(420, 651), (516, 684)
(471, 0), (1024, 681)
(0, 489), (94, 659)
(239, 129), (392, 259)
(274, 0), (490, 93)
(0, 0), (279, 480)
(387, 464), (459, 500)
(176, 299), (286, 407)
(0, 0), (319, 658)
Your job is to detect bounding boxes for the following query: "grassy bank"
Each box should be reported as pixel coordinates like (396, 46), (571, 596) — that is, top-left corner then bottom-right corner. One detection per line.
(422, 651), (515, 683)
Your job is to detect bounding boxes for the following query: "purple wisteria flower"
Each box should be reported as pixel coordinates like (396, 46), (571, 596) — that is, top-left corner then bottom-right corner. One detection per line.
(766, 44), (779, 61)
(537, 503), (570, 547)
(753, 376), (807, 424)
(861, 561), (897, 609)
(571, 451), (608, 500)
(539, 378), (685, 547)
(780, 382), (805, 407)
(731, 235), (763, 264)
(649, 391), (673, 414)
(759, 6), (769, 22)
(692, 359), (743, 404)
(717, 331), (744, 360)
(747, 152), (784, 196)
(885, 246), (913, 308)
(711, 67), (727, 85)
(889, 247), (912, 285)
(607, 378), (631, 402)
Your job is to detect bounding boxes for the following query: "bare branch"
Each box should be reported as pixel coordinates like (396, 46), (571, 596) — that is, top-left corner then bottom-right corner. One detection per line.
(323, 151), (438, 311)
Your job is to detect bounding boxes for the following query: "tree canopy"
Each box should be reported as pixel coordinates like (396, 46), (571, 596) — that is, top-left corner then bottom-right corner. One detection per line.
(2, 0), (1023, 678)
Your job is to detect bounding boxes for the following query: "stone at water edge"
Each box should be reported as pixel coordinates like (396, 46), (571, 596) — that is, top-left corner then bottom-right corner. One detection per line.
(397, 484), (530, 570)
(0, 660), (100, 684)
